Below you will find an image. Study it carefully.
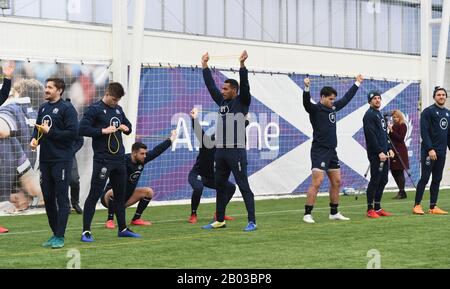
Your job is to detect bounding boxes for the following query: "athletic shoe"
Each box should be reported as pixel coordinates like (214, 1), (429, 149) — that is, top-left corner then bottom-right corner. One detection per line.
(118, 228), (141, 238)
(303, 214), (315, 224)
(42, 236), (55, 247)
(188, 213), (198, 224)
(392, 193), (403, 199)
(81, 231), (94, 242)
(367, 209), (380, 218)
(244, 222), (257, 232)
(413, 204), (425, 215)
(375, 209), (392, 216)
(214, 212), (235, 221)
(329, 212), (350, 221)
(130, 219), (152, 226)
(0, 226), (9, 234)
(51, 237), (65, 249)
(72, 203), (83, 214)
(105, 220), (115, 229)
(202, 221), (226, 230)
(428, 206), (448, 215)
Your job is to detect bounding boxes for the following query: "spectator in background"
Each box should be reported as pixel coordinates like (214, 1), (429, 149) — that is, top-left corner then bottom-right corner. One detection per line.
(388, 110), (410, 199)
(1, 78), (44, 212)
(0, 61), (15, 234)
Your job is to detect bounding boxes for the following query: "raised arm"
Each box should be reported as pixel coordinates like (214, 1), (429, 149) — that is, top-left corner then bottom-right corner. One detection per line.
(0, 61), (15, 105)
(334, 74), (363, 111)
(144, 130), (176, 164)
(302, 77), (318, 114)
(238, 50), (251, 106)
(190, 107), (213, 146)
(201, 52), (223, 106)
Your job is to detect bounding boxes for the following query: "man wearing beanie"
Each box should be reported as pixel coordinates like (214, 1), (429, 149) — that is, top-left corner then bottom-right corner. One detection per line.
(413, 87), (450, 215)
(363, 90), (395, 218)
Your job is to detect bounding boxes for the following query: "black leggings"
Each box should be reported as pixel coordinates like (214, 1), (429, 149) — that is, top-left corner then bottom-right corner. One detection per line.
(390, 169), (405, 192)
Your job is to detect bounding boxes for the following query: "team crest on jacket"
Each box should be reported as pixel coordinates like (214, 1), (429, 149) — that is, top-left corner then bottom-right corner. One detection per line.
(381, 118), (387, 131)
(440, 118), (448, 130)
(99, 167), (108, 179)
(219, 105), (229, 116)
(110, 117), (121, 128)
(41, 115), (53, 128)
(52, 108), (59, 114)
(329, 112), (336, 123)
(130, 171), (141, 182)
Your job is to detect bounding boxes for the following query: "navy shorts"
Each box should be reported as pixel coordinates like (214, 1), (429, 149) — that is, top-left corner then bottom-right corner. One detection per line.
(100, 183), (134, 208)
(310, 146), (340, 171)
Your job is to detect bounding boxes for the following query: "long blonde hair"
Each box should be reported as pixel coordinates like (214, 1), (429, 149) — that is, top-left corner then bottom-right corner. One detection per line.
(391, 109), (405, 125)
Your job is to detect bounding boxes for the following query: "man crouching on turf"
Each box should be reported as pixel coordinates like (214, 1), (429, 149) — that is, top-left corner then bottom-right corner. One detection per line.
(101, 130), (177, 228)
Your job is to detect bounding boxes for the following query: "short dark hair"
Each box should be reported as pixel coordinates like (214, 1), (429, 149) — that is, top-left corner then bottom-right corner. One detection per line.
(433, 86), (448, 98)
(132, 142), (147, 152)
(224, 79), (239, 92)
(45, 78), (65, 96)
(107, 82), (125, 98)
(320, 86), (337, 98)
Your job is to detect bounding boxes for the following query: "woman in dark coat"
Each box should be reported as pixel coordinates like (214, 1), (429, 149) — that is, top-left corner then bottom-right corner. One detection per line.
(388, 110), (410, 199)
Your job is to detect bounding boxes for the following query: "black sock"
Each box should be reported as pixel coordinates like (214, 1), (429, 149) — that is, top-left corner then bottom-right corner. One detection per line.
(133, 197), (151, 221)
(430, 203), (436, 210)
(107, 198), (115, 221)
(374, 202), (381, 211)
(367, 204), (374, 211)
(330, 203), (338, 215)
(305, 205), (313, 215)
(415, 202), (421, 206)
(191, 210), (197, 215)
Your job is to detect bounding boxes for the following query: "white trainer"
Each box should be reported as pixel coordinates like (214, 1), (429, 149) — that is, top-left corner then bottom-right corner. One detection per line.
(303, 214), (315, 224)
(329, 212), (350, 221)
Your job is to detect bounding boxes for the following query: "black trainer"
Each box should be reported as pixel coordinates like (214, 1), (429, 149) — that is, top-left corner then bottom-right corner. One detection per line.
(72, 203), (83, 214)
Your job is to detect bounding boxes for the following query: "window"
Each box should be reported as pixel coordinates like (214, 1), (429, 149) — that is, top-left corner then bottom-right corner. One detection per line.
(245, 0), (262, 41)
(186, 0), (205, 35)
(225, 0), (244, 38)
(41, 0), (66, 21)
(67, 0), (92, 23)
(298, 0), (313, 45)
(14, 0), (39, 18)
(206, 0), (225, 37)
